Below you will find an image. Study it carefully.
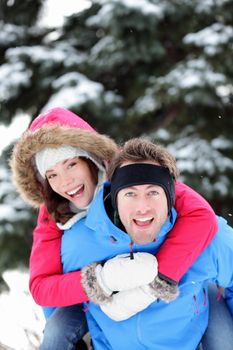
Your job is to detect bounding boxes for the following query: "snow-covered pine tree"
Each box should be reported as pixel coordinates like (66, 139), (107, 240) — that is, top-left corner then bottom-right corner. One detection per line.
(0, 0), (232, 279)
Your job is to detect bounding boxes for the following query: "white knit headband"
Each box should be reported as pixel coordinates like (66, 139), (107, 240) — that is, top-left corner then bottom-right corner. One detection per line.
(34, 145), (105, 180)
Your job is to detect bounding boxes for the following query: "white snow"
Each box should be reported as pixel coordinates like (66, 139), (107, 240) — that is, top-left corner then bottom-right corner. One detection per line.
(0, 62), (31, 102)
(0, 270), (44, 350)
(184, 23), (233, 55)
(87, 0), (163, 28)
(42, 71), (122, 114)
(42, 72), (104, 110)
(0, 114), (30, 156)
(157, 58), (226, 90)
(0, 24), (26, 46)
(39, 0), (91, 28)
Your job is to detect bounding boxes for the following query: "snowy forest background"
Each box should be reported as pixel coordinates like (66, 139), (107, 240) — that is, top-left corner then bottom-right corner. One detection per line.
(0, 0), (233, 348)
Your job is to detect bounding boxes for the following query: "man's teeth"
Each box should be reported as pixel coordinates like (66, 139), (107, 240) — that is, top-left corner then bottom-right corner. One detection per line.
(136, 218), (152, 222)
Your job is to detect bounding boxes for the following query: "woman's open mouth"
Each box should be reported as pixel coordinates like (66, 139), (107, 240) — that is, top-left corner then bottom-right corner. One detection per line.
(66, 185), (84, 198)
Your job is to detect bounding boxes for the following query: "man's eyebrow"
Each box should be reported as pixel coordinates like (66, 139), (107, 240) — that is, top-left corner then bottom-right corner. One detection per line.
(123, 186), (137, 190)
(123, 184), (160, 190)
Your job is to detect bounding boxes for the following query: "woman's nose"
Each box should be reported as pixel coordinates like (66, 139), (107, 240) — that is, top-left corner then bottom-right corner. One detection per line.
(60, 173), (73, 188)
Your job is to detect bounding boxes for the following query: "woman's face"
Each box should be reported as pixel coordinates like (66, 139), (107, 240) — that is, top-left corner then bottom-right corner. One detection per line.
(45, 157), (97, 209)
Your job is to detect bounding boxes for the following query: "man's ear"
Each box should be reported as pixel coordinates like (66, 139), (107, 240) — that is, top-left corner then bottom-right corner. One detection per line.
(114, 209), (125, 231)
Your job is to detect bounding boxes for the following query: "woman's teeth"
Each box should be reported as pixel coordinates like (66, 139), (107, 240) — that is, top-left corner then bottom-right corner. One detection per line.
(66, 185), (84, 197)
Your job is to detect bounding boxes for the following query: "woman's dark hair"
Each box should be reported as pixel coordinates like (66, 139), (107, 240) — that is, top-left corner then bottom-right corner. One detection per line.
(43, 157), (99, 224)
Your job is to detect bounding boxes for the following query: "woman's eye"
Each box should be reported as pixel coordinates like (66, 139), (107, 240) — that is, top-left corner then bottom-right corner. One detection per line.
(47, 173), (56, 180)
(68, 161), (77, 168)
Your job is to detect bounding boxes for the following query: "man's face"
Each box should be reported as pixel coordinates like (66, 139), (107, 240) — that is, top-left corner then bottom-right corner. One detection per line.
(117, 161), (168, 245)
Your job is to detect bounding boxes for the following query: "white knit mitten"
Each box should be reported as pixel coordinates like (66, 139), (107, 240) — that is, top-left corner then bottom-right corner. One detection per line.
(81, 252), (158, 304)
(100, 285), (156, 321)
(95, 252), (158, 293)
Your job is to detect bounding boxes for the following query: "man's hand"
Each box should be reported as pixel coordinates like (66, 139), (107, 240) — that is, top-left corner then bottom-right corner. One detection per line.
(100, 285), (156, 321)
(81, 252), (158, 304)
(100, 275), (179, 321)
(96, 252), (158, 293)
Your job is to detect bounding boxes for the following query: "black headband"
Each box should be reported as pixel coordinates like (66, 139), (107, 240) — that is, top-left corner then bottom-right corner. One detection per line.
(110, 163), (175, 214)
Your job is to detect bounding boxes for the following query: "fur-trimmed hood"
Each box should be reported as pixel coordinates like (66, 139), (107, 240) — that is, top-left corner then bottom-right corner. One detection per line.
(10, 108), (118, 208)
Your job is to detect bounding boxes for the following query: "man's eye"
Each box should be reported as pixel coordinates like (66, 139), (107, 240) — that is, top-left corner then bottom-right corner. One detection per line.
(125, 192), (135, 197)
(150, 191), (159, 196)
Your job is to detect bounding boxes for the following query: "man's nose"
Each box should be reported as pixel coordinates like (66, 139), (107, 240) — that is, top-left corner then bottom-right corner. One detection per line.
(135, 197), (151, 214)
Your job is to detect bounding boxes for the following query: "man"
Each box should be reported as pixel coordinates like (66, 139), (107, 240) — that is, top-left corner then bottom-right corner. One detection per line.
(62, 138), (233, 350)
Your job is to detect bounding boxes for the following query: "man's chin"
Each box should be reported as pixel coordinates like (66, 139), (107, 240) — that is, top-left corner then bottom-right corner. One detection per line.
(132, 235), (154, 245)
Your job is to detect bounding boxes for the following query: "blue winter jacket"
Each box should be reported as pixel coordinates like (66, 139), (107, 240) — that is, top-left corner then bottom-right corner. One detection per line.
(61, 183), (233, 350)
(225, 287), (233, 317)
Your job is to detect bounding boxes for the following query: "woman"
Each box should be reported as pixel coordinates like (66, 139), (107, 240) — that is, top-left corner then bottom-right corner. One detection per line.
(11, 107), (118, 349)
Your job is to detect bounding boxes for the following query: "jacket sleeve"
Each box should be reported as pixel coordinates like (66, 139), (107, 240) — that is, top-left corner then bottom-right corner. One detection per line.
(156, 181), (218, 283)
(213, 219), (233, 317)
(29, 204), (88, 306)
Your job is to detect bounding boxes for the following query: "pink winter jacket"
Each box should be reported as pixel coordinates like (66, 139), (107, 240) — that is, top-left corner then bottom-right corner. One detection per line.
(29, 181), (218, 307)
